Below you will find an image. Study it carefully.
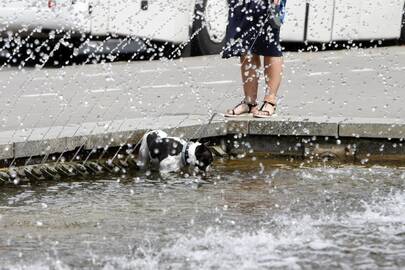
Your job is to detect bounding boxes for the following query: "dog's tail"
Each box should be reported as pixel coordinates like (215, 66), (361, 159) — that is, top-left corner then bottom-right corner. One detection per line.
(133, 130), (152, 153)
(124, 130), (151, 167)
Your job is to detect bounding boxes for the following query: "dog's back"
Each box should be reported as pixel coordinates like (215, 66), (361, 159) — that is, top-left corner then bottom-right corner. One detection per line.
(137, 130), (185, 172)
(137, 130), (165, 169)
(147, 133), (183, 161)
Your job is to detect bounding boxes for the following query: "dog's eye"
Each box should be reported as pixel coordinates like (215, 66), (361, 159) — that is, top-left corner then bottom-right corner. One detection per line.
(153, 149), (160, 154)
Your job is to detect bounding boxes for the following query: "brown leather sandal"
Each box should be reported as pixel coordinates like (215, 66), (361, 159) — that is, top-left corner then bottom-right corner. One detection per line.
(253, 101), (276, 118)
(225, 100), (258, 117)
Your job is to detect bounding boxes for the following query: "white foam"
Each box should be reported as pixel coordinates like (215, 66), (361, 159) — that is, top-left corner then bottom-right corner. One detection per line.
(5, 192), (405, 270)
(346, 192), (405, 226)
(101, 192), (405, 269)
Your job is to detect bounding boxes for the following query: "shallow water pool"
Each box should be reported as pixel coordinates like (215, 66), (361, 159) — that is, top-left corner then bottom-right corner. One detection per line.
(1, 158), (405, 269)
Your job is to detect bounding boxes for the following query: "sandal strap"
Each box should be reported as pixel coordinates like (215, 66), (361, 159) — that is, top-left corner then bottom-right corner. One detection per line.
(246, 102), (258, 113)
(231, 102), (243, 115)
(259, 101), (276, 113)
(233, 100), (258, 113)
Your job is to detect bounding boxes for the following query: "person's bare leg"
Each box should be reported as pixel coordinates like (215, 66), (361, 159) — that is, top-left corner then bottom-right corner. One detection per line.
(225, 54), (261, 116)
(241, 54), (261, 104)
(255, 56), (283, 116)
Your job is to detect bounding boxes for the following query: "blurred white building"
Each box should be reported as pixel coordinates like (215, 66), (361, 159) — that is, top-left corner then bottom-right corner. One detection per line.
(0, 0), (404, 56)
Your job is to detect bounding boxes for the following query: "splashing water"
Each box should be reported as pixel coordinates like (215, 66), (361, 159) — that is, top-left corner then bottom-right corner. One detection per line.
(1, 159), (404, 269)
(102, 191), (405, 270)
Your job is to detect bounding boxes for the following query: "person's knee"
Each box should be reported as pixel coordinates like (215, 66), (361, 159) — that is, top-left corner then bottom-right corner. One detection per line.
(264, 56), (283, 65)
(264, 57), (283, 70)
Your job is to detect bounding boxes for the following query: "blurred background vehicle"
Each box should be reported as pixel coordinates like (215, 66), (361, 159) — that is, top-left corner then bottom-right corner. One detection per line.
(0, 0), (404, 65)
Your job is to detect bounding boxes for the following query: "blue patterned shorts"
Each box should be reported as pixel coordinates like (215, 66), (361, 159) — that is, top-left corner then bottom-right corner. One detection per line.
(222, 0), (284, 58)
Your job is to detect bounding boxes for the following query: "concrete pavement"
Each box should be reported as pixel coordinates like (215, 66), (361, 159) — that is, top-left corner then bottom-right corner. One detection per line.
(0, 45), (405, 162)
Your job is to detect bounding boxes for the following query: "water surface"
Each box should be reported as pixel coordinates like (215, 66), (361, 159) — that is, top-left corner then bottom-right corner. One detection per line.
(1, 158), (405, 269)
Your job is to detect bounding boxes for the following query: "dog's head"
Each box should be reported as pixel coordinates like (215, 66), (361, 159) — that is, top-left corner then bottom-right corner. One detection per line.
(194, 144), (214, 171)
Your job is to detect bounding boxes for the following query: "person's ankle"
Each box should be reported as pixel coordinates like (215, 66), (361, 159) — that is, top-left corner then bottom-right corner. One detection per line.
(244, 96), (257, 105)
(263, 95), (276, 104)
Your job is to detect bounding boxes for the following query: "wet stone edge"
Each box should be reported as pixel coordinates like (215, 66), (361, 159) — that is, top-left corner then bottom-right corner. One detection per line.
(2, 118), (405, 161)
(1, 118), (405, 184)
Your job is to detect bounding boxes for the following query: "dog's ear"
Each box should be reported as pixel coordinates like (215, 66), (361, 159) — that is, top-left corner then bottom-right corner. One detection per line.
(196, 143), (212, 156)
(195, 144), (205, 156)
(195, 144), (214, 168)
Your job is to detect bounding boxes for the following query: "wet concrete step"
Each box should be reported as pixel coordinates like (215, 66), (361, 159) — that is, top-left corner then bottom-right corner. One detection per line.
(1, 115), (404, 166)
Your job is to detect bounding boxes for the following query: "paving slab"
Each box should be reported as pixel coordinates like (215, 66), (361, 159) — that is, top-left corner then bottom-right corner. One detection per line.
(166, 122), (228, 140)
(225, 119), (250, 135)
(339, 118), (405, 139)
(248, 116), (340, 137)
(0, 130), (15, 160)
(3, 114), (405, 161)
(0, 143), (13, 160)
(13, 126), (68, 158)
(1, 46), (404, 132)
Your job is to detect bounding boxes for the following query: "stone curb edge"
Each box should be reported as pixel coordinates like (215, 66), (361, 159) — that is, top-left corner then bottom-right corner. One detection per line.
(1, 117), (404, 161)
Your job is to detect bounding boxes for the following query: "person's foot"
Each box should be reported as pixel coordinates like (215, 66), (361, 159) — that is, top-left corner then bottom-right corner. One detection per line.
(225, 100), (258, 117)
(253, 101), (276, 118)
